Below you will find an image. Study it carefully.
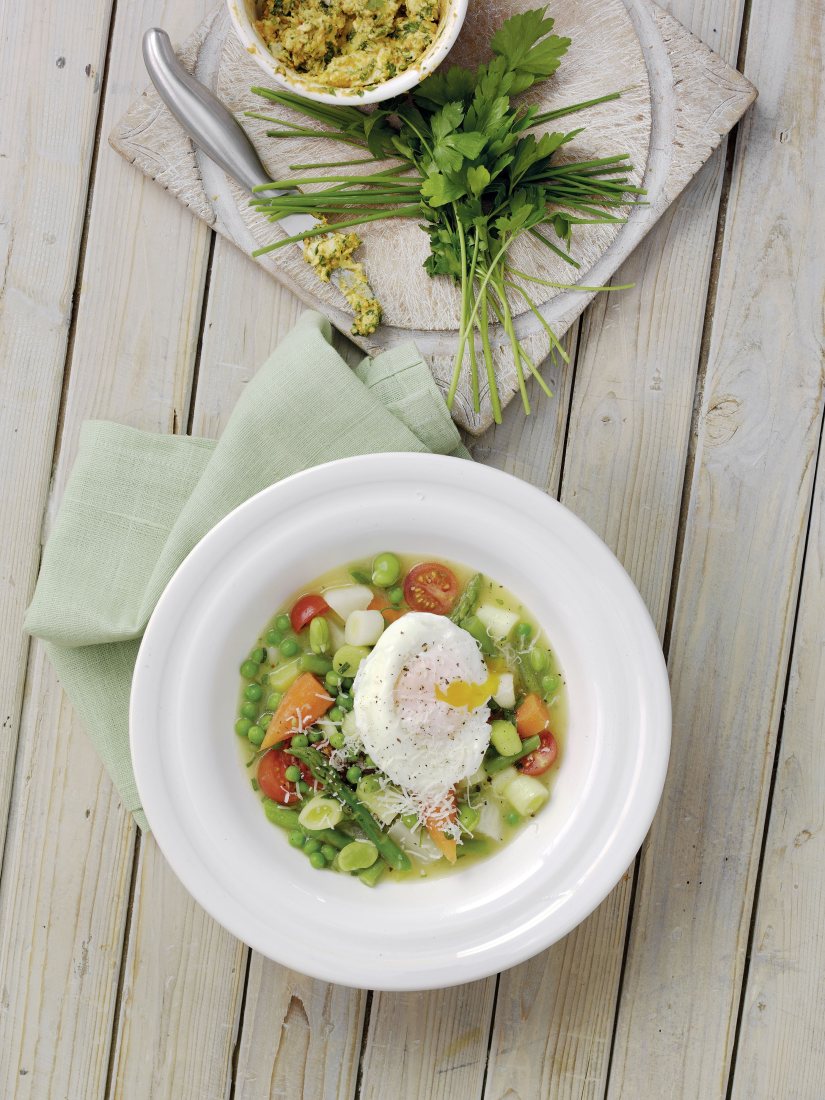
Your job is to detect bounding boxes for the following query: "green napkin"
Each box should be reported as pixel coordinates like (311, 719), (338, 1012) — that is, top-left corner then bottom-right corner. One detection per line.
(25, 312), (467, 830)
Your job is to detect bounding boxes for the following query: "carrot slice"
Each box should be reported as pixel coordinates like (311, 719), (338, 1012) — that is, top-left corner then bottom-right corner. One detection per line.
(261, 673), (334, 750)
(427, 825), (457, 864)
(516, 693), (552, 739)
(426, 795), (458, 864)
(368, 593), (405, 624)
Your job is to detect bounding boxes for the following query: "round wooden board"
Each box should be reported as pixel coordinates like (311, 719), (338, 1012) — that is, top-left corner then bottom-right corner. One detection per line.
(216, 0), (651, 334)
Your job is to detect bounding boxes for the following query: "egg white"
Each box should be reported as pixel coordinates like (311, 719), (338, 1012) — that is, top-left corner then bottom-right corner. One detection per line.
(352, 612), (492, 811)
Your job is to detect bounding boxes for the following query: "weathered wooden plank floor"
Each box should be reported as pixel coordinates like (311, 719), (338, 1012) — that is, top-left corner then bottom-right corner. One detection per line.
(1, 1), (823, 1097)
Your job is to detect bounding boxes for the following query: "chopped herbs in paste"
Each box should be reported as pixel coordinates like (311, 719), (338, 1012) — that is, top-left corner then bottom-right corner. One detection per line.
(255, 0), (441, 90)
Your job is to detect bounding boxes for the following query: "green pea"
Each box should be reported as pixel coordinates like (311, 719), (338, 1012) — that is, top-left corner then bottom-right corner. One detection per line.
(240, 659), (259, 680)
(291, 734), (309, 749)
(244, 683), (263, 702)
(303, 838), (321, 855)
(249, 647), (266, 664)
(328, 706), (343, 723)
(329, 731), (345, 750)
(401, 812), (419, 830)
(529, 646), (549, 672)
(325, 670), (342, 691)
(285, 765), (301, 783)
(360, 775), (381, 794)
(515, 622), (532, 640)
(321, 844), (337, 862)
(265, 692), (283, 712)
(247, 725), (265, 747)
(235, 717), (252, 736)
(458, 803), (481, 832)
(309, 616), (331, 655)
(341, 677), (354, 692)
(288, 829), (305, 848)
(388, 586), (404, 605)
(297, 780), (310, 796)
(276, 614), (291, 632)
(240, 701), (259, 721)
(280, 637), (299, 658)
(309, 850), (327, 869)
(505, 810), (521, 827)
(346, 765), (362, 785)
(542, 674), (560, 697)
(308, 730), (323, 743)
(372, 551), (402, 588)
(266, 628), (283, 646)
(337, 693), (354, 712)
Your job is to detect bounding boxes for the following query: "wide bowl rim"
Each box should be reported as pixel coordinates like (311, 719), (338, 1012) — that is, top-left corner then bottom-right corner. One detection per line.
(225, 0), (469, 106)
(130, 452), (671, 990)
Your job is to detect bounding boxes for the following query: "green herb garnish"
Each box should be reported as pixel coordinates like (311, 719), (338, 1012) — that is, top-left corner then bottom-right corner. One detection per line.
(248, 6), (643, 420)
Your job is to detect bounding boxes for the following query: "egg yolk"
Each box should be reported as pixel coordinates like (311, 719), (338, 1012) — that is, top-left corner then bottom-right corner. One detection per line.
(435, 672), (499, 710)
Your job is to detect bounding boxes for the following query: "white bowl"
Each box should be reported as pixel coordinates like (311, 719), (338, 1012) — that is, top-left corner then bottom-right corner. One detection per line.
(130, 454), (670, 991)
(227, 0), (468, 106)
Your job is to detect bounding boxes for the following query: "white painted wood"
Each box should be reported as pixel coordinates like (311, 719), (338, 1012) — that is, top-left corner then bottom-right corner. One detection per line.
(108, 239), (363, 1100)
(606, 0), (825, 1094)
(731, 434), (825, 1099)
(0, 653), (134, 1100)
(477, 0), (751, 1091)
(0, 2), (213, 1098)
(109, 0), (754, 431)
(109, 840), (246, 1100)
(234, 953), (368, 1100)
(0, 0), (113, 867)
(359, 981), (498, 1100)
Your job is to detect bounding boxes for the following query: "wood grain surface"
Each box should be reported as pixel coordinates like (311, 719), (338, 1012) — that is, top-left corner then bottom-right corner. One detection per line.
(3, 0), (825, 1099)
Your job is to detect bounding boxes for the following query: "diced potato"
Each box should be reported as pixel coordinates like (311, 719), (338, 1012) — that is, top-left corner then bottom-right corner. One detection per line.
(327, 616), (347, 653)
(323, 584), (374, 620)
(345, 608), (385, 646)
(490, 765), (518, 796)
(474, 799), (504, 842)
(493, 672), (515, 709)
(504, 775), (549, 817)
(476, 603), (519, 641)
(267, 658), (301, 693)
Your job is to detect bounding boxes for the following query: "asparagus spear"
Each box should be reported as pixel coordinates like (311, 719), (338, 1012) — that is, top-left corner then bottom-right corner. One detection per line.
(288, 746), (412, 872)
(450, 573), (483, 624)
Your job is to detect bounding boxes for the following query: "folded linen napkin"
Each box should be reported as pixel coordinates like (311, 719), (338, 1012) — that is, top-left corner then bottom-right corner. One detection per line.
(25, 312), (467, 830)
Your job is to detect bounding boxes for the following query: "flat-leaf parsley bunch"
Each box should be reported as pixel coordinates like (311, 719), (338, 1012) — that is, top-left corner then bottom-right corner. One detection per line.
(248, 7), (644, 421)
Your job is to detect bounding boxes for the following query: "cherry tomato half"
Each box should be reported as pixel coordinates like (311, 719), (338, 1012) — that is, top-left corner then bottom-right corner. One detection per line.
(257, 749), (312, 804)
(403, 562), (459, 615)
(290, 593), (329, 634)
(519, 731), (558, 776)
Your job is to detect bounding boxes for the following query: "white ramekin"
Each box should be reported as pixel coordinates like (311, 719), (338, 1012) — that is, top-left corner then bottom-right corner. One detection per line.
(227, 0), (468, 105)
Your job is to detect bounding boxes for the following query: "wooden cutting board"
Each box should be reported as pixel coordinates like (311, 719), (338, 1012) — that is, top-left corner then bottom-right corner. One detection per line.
(110, 0), (755, 433)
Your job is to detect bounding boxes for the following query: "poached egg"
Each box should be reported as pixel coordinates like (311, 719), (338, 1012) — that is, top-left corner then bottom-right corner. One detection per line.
(352, 612), (493, 818)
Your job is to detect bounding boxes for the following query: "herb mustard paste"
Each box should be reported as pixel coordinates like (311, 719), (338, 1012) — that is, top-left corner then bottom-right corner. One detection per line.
(255, 0), (441, 90)
(303, 231), (383, 336)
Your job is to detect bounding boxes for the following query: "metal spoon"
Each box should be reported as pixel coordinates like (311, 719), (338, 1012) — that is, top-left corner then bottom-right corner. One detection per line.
(142, 28), (372, 307)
